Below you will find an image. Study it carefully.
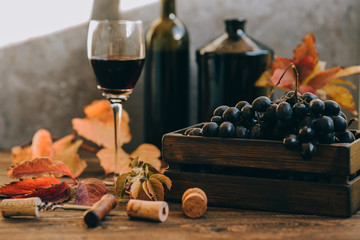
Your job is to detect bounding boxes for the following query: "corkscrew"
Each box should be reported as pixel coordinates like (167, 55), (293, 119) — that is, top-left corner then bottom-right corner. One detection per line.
(0, 194), (117, 227)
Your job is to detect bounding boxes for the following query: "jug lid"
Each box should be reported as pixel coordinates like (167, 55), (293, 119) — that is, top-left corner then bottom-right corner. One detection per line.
(199, 19), (266, 54)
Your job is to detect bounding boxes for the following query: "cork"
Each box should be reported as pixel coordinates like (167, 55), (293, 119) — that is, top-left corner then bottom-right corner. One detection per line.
(126, 199), (168, 222)
(182, 188), (207, 218)
(0, 197), (42, 218)
(84, 194), (117, 227)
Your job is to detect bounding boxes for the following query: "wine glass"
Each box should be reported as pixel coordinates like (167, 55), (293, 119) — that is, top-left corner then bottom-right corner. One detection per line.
(87, 20), (145, 180)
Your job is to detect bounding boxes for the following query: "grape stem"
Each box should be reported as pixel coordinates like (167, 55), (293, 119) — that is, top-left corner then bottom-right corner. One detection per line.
(268, 63), (299, 102)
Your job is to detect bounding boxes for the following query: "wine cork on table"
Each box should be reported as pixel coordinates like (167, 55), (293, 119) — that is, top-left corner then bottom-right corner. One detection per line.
(0, 197), (42, 218)
(83, 194), (117, 227)
(126, 199), (168, 222)
(182, 188), (207, 218)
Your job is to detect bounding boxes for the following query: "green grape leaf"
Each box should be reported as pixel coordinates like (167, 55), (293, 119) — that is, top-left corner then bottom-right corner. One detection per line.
(141, 180), (152, 200)
(115, 173), (130, 200)
(147, 177), (164, 201)
(129, 179), (142, 199)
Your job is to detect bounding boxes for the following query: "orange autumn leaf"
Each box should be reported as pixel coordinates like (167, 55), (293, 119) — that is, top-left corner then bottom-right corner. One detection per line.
(52, 134), (87, 178)
(293, 33), (318, 64)
(324, 84), (358, 115)
(11, 145), (32, 164)
(8, 157), (76, 182)
(84, 99), (113, 123)
(256, 32), (359, 115)
(96, 143), (162, 175)
(10, 129), (87, 178)
(72, 100), (131, 148)
(0, 177), (61, 196)
(32, 129), (54, 159)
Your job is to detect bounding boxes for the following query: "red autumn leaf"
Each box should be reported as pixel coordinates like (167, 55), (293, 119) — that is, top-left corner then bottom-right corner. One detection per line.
(0, 177), (61, 197)
(74, 178), (107, 206)
(296, 56), (316, 84)
(13, 182), (71, 203)
(72, 100), (131, 148)
(307, 67), (342, 90)
(293, 32), (318, 64)
(8, 157), (76, 182)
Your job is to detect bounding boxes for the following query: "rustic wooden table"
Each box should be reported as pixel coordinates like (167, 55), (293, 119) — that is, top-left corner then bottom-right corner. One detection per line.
(1, 151), (360, 240)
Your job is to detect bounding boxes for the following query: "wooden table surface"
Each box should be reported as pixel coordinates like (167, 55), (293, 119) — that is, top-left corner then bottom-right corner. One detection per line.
(1, 151), (360, 240)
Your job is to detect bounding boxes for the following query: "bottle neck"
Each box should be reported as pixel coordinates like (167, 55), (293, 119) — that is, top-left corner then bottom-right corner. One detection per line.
(161, 0), (176, 19)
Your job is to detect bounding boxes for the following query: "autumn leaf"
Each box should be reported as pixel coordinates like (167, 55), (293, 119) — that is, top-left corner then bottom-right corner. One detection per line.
(32, 129), (54, 159)
(8, 157), (76, 182)
(97, 143), (163, 175)
(324, 84), (358, 115)
(13, 182), (71, 203)
(0, 177), (61, 197)
(74, 178), (107, 206)
(72, 100), (131, 148)
(52, 134), (87, 178)
(115, 158), (172, 201)
(255, 32), (360, 115)
(10, 129), (88, 178)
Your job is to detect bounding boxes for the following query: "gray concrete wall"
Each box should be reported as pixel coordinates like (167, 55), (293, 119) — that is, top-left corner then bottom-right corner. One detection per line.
(1, 0), (359, 150)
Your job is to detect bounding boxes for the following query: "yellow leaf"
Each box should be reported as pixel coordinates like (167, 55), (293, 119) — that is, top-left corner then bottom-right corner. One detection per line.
(324, 84), (358, 115)
(328, 78), (356, 89)
(335, 65), (360, 78)
(254, 70), (273, 87)
(11, 145), (32, 164)
(129, 179), (142, 199)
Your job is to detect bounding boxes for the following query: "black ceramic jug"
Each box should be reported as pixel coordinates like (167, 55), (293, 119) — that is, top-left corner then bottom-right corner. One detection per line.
(197, 19), (273, 122)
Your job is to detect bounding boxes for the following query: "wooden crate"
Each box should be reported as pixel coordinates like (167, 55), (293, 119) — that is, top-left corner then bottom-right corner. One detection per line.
(162, 124), (360, 217)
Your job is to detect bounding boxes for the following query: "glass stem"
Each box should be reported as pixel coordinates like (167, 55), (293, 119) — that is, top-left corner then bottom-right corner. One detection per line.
(109, 99), (123, 181)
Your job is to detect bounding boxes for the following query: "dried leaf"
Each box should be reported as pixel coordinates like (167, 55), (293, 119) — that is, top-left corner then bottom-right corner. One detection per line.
(84, 99), (113, 123)
(96, 148), (130, 175)
(8, 157), (75, 182)
(72, 100), (131, 148)
(293, 32), (318, 64)
(129, 144), (162, 171)
(52, 134), (87, 178)
(96, 144), (162, 175)
(335, 65), (360, 78)
(328, 78), (356, 89)
(32, 129), (54, 159)
(11, 146), (32, 164)
(13, 182), (71, 203)
(307, 67), (342, 90)
(115, 173), (130, 199)
(150, 174), (172, 190)
(324, 84), (358, 115)
(74, 178), (106, 206)
(0, 177), (61, 196)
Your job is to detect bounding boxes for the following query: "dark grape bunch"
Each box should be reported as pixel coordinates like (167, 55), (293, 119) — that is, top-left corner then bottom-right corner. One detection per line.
(184, 91), (359, 160)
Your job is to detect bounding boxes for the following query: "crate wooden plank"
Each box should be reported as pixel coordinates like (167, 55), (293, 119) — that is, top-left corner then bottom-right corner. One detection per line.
(165, 171), (356, 217)
(163, 131), (360, 176)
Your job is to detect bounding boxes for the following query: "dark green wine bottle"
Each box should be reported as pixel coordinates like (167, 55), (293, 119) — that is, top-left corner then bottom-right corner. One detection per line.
(144, 0), (190, 149)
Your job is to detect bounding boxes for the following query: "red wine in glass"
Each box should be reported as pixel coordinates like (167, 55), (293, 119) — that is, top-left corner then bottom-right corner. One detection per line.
(90, 55), (145, 94)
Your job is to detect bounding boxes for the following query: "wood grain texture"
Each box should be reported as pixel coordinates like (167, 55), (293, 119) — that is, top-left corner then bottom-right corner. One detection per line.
(2, 151), (360, 239)
(165, 171), (358, 217)
(163, 128), (360, 175)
